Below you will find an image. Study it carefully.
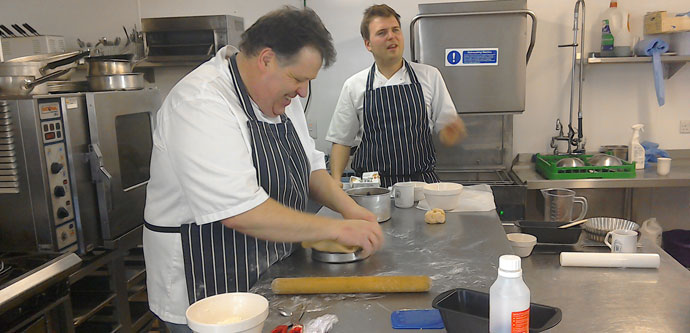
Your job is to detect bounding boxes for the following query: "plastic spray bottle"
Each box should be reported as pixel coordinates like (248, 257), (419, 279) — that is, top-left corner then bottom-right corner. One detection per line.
(630, 124), (645, 169)
(489, 255), (530, 333)
(601, 0), (632, 57)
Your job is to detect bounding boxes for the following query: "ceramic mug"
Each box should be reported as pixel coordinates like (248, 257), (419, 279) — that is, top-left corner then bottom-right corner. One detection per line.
(604, 229), (638, 253)
(393, 182), (415, 208)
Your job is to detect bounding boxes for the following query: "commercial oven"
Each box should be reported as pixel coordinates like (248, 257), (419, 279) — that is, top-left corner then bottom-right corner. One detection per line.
(0, 89), (160, 253)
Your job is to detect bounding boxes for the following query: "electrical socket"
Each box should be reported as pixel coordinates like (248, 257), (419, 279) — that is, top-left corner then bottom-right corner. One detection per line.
(307, 121), (317, 139)
(680, 120), (690, 134)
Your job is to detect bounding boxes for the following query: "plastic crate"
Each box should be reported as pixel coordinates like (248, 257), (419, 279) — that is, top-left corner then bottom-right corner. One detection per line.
(535, 154), (636, 180)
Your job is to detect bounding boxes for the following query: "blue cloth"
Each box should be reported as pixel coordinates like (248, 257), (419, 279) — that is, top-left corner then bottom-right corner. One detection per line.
(634, 38), (669, 106)
(642, 141), (670, 166)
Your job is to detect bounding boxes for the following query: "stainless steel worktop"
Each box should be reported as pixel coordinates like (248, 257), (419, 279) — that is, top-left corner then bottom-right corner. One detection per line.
(512, 150), (690, 189)
(252, 204), (690, 332)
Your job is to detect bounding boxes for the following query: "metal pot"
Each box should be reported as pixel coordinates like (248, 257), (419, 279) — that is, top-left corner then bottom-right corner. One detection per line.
(0, 69), (72, 96)
(86, 55), (134, 76)
(345, 187), (391, 223)
(2, 50), (89, 81)
(87, 73), (144, 91)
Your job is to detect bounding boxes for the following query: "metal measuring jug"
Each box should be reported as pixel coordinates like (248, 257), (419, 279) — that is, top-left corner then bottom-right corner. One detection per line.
(540, 188), (588, 222)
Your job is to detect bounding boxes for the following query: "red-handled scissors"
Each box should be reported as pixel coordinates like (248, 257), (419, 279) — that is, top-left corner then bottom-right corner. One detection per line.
(271, 304), (305, 333)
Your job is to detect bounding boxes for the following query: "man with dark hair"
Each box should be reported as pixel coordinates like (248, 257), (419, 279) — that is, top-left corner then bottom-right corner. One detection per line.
(327, 4), (467, 188)
(143, 7), (382, 331)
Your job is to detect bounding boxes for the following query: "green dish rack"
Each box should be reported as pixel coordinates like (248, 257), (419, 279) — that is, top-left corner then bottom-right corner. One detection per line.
(535, 154), (636, 180)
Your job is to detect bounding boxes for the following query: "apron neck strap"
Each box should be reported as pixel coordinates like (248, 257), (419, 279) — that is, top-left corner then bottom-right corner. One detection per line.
(228, 53), (259, 121)
(366, 59), (419, 90)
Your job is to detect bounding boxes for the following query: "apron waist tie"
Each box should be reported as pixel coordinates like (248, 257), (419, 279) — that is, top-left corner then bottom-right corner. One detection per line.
(144, 221), (181, 233)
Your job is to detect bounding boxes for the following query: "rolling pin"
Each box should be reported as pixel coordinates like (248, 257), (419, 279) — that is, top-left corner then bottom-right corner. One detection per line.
(271, 276), (431, 294)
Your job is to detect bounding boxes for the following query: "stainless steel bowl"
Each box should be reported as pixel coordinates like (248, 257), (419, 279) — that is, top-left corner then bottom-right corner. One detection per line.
(587, 154), (623, 166)
(556, 157), (585, 168)
(600, 145), (628, 161)
(584, 217), (640, 242)
(346, 187), (391, 223)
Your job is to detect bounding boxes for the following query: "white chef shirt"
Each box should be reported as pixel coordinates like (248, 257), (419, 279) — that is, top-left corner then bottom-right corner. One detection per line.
(143, 46), (326, 324)
(325, 61), (459, 147)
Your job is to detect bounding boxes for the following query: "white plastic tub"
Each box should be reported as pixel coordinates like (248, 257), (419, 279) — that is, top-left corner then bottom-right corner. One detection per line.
(186, 292), (269, 333)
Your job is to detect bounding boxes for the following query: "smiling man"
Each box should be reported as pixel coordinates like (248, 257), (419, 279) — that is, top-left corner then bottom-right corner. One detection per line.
(326, 4), (467, 188)
(143, 7), (383, 332)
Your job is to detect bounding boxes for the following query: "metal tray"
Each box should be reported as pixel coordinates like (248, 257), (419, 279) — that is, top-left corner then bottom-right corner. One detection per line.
(310, 249), (367, 264)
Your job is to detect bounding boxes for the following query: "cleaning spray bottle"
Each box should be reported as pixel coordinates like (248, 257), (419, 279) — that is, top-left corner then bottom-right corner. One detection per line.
(630, 124), (645, 169)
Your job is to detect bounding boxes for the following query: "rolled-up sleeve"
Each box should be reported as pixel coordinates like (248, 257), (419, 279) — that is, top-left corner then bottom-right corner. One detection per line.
(325, 82), (360, 147)
(164, 96), (268, 224)
(429, 67), (459, 133)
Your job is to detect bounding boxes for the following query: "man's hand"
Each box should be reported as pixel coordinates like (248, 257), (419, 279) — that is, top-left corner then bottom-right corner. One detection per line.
(332, 219), (384, 258)
(439, 117), (467, 146)
(341, 202), (377, 224)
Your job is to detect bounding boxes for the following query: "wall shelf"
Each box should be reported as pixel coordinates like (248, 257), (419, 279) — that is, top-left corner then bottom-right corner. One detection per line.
(585, 53), (690, 79)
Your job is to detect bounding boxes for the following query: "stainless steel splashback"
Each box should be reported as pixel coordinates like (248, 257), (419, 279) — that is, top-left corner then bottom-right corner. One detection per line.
(411, 0), (536, 114)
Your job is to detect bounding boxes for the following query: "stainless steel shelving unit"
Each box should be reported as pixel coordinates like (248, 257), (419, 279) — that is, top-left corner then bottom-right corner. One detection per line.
(586, 53), (690, 78)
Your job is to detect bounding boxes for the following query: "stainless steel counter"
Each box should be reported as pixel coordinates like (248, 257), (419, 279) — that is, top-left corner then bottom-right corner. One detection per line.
(252, 204), (690, 332)
(512, 150), (690, 189)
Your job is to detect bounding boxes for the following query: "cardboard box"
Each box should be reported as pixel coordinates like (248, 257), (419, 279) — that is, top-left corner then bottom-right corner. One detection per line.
(645, 11), (690, 34)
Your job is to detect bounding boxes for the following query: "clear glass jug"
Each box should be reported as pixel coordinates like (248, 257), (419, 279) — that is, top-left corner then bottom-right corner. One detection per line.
(540, 188), (588, 222)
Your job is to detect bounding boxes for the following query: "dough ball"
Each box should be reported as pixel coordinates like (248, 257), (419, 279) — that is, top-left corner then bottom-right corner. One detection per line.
(425, 208), (446, 224)
(302, 240), (360, 253)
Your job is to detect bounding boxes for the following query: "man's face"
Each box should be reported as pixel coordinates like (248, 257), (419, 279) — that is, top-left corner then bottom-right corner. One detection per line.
(257, 46), (322, 117)
(365, 15), (404, 64)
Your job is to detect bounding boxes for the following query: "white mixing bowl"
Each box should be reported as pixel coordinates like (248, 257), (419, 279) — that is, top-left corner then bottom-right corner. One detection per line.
(186, 292), (269, 333)
(423, 183), (463, 210)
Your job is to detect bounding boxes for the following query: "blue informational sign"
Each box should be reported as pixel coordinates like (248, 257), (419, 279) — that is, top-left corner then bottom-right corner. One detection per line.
(445, 48), (499, 66)
(446, 50), (461, 65)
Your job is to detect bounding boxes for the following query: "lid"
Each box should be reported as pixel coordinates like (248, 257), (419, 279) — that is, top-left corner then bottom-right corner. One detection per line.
(498, 255), (522, 278)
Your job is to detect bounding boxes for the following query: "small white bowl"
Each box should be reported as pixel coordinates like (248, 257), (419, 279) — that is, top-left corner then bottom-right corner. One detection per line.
(409, 181), (427, 201)
(507, 233), (537, 257)
(186, 292), (269, 333)
(423, 182), (463, 210)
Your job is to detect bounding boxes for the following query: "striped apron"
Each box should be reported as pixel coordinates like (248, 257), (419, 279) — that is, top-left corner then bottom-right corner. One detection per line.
(144, 53), (310, 305)
(351, 60), (440, 188)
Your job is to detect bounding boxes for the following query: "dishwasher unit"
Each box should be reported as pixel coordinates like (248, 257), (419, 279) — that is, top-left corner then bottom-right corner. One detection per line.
(411, 0), (536, 221)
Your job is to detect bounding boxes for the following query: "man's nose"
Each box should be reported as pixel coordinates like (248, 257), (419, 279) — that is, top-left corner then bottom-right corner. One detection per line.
(296, 81), (309, 98)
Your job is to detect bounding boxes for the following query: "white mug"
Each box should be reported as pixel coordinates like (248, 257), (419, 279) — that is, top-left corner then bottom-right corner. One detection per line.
(393, 182), (415, 208)
(656, 157), (671, 176)
(604, 229), (638, 253)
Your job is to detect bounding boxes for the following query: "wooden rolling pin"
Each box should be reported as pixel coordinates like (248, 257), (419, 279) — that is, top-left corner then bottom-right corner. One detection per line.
(271, 276), (431, 294)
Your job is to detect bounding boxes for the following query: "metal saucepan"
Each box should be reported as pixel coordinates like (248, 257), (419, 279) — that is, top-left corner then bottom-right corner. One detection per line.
(86, 54), (135, 76)
(87, 73), (144, 91)
(0, 69), (72, 96)
(345, 187), (391, 223)
(2, 50), (90, 80)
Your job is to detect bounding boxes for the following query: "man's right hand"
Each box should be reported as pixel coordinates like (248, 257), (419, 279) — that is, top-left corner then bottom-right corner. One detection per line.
(333, 219), (384, 258)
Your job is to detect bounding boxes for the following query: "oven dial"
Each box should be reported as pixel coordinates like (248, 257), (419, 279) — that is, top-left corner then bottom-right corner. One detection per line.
(50, 162), (63, 174)
(56, 207), (69, 219)
(54, 186), (66, 197)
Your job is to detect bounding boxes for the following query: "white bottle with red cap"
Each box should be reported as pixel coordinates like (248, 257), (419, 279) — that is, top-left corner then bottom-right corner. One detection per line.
(489, 255), (530, 333)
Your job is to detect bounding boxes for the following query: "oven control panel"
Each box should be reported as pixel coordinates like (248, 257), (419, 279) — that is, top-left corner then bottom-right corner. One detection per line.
(38, 99), (78, 252)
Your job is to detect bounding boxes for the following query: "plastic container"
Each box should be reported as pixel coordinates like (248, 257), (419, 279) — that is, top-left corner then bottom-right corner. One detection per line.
(640, 218), (663, 246)
(629, 124), (645, 170)
(535, 154), (636, 180)
(490, 255), (530, 333)
(662, 229), (690, 267)
(515, 221), (583, 244)
(432, 288), (562, 333)
(601, 0), (632, 57)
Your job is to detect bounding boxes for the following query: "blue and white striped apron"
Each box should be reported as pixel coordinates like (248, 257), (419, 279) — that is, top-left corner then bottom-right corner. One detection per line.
(144, 53), (310, 305)
(351, 60), (439, 188)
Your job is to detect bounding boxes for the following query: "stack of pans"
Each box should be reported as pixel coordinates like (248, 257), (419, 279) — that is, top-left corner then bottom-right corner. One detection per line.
(86, 54), (144, 91)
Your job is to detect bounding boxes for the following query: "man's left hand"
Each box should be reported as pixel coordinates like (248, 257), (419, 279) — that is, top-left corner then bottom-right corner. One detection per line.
(439, 117), (467, 146)
(341, 203), (377, 224)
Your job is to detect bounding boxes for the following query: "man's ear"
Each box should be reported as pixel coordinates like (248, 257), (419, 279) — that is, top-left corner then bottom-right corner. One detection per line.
(257, 47), (275, 72)
(364, 39), (372, 52)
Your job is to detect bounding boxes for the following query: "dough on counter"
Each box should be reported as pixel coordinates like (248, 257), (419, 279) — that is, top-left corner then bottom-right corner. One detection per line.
(302, 240), (360, 253)
(425, 208), (446, 224)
